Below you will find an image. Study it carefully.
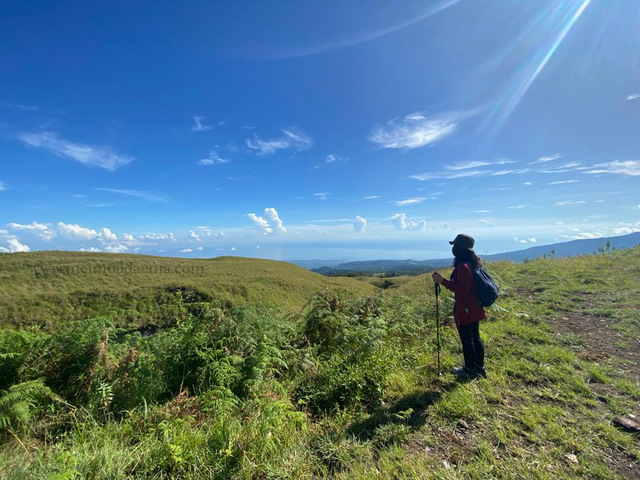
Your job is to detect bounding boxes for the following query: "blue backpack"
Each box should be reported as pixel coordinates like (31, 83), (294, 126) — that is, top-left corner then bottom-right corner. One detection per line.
(472, 266), (499, 307)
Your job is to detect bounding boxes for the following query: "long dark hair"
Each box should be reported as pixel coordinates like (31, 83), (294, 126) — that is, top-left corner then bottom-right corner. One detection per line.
(452, 245), (482, 269)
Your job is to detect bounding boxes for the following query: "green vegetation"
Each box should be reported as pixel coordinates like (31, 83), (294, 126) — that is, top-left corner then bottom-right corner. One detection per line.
(0, 251), (374, 329)
(0, 249), (638, 478)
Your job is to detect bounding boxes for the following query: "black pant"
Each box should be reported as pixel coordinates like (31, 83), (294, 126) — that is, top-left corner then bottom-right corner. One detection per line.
(458, 322), (484, 370)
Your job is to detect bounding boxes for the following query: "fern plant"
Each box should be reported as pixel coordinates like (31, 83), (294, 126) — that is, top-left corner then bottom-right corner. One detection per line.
(0, 378), (60, 431)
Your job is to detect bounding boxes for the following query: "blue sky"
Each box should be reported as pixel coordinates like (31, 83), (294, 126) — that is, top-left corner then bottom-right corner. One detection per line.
(1, 0), (639, 261)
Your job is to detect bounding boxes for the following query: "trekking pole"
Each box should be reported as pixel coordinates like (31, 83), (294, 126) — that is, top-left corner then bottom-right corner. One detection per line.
(435, 282), (441, 376)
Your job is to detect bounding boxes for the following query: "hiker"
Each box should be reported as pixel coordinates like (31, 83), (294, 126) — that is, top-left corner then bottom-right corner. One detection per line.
(432, 234), (487, 379)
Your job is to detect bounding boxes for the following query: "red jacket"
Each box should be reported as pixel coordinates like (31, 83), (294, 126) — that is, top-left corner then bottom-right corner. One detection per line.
(441, 263), (487, 326)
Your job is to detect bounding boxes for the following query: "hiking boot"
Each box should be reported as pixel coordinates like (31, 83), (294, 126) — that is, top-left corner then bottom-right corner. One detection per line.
(475, 366), (487, 378)
(452, 366), (477, 379)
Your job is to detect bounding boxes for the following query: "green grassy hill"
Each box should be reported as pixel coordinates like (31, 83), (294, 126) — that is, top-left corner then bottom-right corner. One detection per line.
(0, 248), (638, 478)
(0, 251), (375, 329)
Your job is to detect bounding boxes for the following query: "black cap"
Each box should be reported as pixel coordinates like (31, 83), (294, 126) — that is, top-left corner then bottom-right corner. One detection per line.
(449, 234), (475, 250)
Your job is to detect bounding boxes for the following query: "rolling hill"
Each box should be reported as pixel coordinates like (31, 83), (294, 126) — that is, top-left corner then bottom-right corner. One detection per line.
(0, 251), (375, 329)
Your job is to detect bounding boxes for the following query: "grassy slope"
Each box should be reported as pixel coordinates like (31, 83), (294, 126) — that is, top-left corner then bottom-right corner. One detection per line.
(0, 248), (638, 479)
(0, 251), (375, 328)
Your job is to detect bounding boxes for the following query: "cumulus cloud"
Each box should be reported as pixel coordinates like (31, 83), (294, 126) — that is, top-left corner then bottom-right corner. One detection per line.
(57, 222), (98, 239)
(391, 213), (427, 231)
(180, 248), (194, 253)
(6, 221), (55, 241)
(197, 151), (229, 166)
(369, 111), (472, 150)
(188, 230), (202, 242)
(394, 197), (425, 206)
(19, 132), (133, 171)
(264, 208), (287, 234)
(248, 208), (288, 235)
(353, 215), (367, 233)
(99, 228), (118, 243)
(192, 116), (213, 132)
(1, 238), (31, 253)
(246, 128), (312, 155)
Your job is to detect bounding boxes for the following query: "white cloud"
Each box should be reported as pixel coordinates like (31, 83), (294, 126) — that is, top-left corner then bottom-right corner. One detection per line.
(627, 93), (640, 101)
(103, 244), (128, 253)
(7, 221), (55, 241)
(0, 181), (5, 191)
(19, 131), (133, 171)
(480, 220), (494, 228)
(264, 208), (287, 234)
(394, 197), (425, 206)
(79, 247), (101, 253)
(57, 222), (98, 239)
(531, 153), (561, 164)
(180, 248), (194, 253)
(613, 227), (637, 235)
(584, 160), (640, 176)
(99, 227), (118, 243)
(508, 204), (529, 209)
(548, 180), (578, 185)
(363, 195), (380, 200)
(189, 230), (202, 242)
(446, 159), (516, 171)
(555, 200), (587, 206)
(314, 192), (330, 201)
(325, 154), (348, 164)
(141, 232), (176, 242)
(95, 188), (167, 203)
(3, 238), (31, 253)
(391, 213), (427, 231)
(248, 208), (288, 235)
(192, 116), (213, 132)
(369, 111), (470, 150)
(248, 214), (272, 235)
(197, 151), (229, 166)
(353, 215), (367, 233)
(246, 128), (312, 155)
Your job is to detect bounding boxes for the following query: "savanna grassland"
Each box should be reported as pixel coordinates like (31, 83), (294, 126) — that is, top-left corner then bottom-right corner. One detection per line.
(0, 248), (638, 479)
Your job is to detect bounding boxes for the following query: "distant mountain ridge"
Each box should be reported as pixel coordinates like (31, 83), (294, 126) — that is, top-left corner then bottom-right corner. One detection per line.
(310, 232), (640, 275)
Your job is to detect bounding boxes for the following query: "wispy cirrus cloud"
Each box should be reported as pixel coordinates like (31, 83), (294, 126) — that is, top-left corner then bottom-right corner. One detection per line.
(555, 200), (587, 206)
(313, 192), (330, 201)
(95, 188), (167, 203)
(394, 197), (426, 206)
(325, 154), (348, 164)
(531, 153), (562, 164)
(445, 158), (516, 170)
(0, 181), (5, 191)
(584, 160), (640, 176)
(268, 0), (463, 59)
(548, 179), (578, 185)
(19, 131), (133, 171)
(0, 100), (38, 111)
(246, 128), (312, 155)
(627, 93), (640, 101)
(369, 111), (473, 150)
(192, 116), (212, 132)
(197, 151), (229, 166)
